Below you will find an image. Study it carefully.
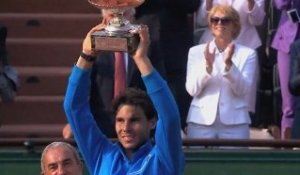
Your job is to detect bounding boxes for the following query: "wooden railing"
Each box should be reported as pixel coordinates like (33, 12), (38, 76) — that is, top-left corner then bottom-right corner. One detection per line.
(183, 138), (300, 148)
(1, 138), (300, 150)
(1, 137), (300, 175)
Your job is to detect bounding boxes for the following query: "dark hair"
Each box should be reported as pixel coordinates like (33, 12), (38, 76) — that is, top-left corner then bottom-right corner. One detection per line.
(112, 88), (157, 120)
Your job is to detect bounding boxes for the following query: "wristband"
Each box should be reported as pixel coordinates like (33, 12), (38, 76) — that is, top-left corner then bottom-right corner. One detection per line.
(80, 52), (96, 62)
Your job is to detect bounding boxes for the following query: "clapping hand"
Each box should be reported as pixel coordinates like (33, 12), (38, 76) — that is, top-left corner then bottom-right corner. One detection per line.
(248, 0), (255, 11)
(224, 42), (235, 70)
(204, 42), (215, 73)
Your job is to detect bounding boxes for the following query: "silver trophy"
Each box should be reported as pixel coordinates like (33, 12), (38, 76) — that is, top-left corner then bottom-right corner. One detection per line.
(88, 0), (144, 54)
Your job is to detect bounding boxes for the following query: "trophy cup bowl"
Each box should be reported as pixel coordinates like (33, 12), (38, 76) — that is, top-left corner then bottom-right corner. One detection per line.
(88, 0), (144, 54)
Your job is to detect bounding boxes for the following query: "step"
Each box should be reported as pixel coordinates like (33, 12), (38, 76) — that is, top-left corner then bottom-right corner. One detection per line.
(0, 96), (66, 125)
(0, 13), (100, 38)
(0, 0), (99, 13)
(17, 67), (71, 96)
(7, 38), (81, 67)
(0, 124), (64, 138)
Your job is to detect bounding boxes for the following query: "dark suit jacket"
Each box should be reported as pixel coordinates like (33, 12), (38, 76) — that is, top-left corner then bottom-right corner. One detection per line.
(89, 52), (143, 137)
(289, 39), (300, 139)
(0, 23), (8, 65)
(159, 0), (200, 129)
(289, 39), (300, 96)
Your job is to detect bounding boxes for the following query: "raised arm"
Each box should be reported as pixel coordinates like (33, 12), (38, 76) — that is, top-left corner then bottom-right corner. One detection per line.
(76, 23), (106, 69)
(131, 25), (153, 76)
(63, 22), (113, 173)
(134, 25), (184, 174)
(273, 0), (292, 10)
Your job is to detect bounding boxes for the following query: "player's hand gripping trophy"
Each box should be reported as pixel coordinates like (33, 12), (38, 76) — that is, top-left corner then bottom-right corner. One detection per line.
(88, 0), (144, 54)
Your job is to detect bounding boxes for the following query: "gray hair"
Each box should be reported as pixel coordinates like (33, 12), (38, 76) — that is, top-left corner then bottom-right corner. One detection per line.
(40, 142), (81, 173)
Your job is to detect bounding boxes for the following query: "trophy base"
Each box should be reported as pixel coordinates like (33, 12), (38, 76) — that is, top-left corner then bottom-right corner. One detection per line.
(91, 30), (139, 54)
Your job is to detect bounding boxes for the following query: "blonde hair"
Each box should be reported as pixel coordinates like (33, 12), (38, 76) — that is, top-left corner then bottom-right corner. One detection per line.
(208, 5), (241, 39)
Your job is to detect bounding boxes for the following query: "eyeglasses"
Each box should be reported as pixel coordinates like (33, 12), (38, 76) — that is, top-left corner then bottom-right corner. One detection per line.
(210, 17), (232, 25)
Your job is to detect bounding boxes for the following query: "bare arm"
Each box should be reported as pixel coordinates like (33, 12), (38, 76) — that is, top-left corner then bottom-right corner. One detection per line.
(131, 25), (153, 76)
(206, 0), (213, 11)
(76, 23), (107, 69)
(248, 0), (255, 11)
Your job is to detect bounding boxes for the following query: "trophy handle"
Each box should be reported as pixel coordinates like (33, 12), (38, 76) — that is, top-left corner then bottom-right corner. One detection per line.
(88, 0), (145, 9)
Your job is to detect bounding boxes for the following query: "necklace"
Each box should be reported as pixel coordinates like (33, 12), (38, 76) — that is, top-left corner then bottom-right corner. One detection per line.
(218, 48), (225, 53)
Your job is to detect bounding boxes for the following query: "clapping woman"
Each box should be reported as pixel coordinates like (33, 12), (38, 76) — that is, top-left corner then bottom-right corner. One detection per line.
(185, 5), (258, 140)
